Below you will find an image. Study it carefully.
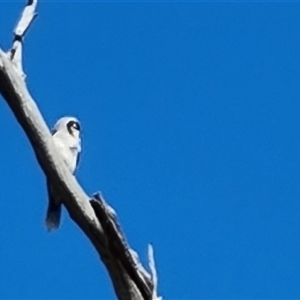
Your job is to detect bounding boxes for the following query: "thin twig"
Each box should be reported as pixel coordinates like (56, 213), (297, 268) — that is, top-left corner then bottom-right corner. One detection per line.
(148, 245), (162, 300)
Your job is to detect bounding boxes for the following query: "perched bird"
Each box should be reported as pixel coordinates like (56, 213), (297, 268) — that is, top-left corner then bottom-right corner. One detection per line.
(45, 116), (81, 231)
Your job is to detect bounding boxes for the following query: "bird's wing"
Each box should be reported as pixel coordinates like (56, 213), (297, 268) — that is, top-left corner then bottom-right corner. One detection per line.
(75, 151), (80, 172)
(74, 138), (81, 172)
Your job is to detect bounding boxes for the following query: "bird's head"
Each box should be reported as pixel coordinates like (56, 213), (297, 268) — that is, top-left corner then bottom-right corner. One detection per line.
(53, 116), (81, 139)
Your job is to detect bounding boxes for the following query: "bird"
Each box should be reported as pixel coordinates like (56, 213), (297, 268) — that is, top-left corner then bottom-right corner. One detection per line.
(45, 116), (82, 231)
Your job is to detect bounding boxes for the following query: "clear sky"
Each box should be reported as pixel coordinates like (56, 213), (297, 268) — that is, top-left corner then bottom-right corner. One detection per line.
(1, 1), (300, 299)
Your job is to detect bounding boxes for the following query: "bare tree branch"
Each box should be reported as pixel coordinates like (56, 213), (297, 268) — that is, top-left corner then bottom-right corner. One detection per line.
(0, 1), (161, 300)
(91, 194), (153, 300)
(10, 0), (38, 78)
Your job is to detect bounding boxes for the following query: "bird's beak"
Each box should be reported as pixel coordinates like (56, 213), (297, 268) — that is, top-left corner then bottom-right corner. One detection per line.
(72, 129), (80, 139)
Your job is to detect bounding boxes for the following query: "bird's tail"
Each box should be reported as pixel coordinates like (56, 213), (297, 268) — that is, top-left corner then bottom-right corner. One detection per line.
(45, 202), (61, 231)
(45, 183), (62, 231)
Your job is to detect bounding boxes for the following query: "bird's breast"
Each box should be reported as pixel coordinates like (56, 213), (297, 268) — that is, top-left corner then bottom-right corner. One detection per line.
(53, 138), (78, 174)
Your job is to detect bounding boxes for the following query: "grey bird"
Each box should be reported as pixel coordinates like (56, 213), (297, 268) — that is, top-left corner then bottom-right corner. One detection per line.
(45, 116), (81, 231)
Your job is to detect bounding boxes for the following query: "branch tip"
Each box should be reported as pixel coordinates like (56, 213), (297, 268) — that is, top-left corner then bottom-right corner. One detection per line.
(148, 244), (162, 300)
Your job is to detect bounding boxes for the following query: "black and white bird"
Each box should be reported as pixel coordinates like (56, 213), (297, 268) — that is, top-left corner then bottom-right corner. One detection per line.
(45, 116), (81, 231)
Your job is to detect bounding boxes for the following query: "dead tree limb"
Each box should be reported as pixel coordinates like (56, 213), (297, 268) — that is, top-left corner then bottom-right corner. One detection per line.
(0, 1), (161, 300)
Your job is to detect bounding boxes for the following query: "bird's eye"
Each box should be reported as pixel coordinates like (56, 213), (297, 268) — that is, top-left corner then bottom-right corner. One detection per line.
(67, 120), (81, 134)
(72, 122), (80, 131)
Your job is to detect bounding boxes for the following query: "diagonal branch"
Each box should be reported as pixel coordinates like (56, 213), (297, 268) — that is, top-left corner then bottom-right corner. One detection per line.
(0, 1), (161, 300)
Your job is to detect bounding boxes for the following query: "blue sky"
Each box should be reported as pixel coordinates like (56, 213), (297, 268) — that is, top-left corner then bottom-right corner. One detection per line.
(1, 1), (300, 299)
